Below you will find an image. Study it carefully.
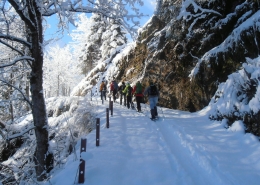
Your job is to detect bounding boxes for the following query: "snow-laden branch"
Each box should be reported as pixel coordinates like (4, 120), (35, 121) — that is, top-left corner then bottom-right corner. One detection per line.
(0, 79), (32, 107)
(177, 0), (222, 21)
(0, 39), (33, 68)
(7, 0), (36, 30)
(0, 39), (25, 56)
(6, 125), (35, 141)
(0, 56), (34, 68)
(41, 0), (144, 38)
(0, 34), (32, 48)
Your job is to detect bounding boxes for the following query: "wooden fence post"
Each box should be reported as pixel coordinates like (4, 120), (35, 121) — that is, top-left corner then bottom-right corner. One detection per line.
(106, 108), (109, 128)
(101, 91), (104, 104)
(78, 138), (87, 183)
(96, 118), (100, 146)
(111, 101), (113, 116)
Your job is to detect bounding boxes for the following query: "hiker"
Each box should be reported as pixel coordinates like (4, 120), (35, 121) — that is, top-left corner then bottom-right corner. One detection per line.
(110, 79), (118, 102)
(143, 81), (159, 120)
(118, 81), (126, 106)
(122, 82), (133, 109)
(99, 81), (107, 100)
(132, 81), (144, 112)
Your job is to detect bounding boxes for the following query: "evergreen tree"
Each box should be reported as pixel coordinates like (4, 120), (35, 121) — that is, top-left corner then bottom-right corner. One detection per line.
(72, 13), (106, 76)
(100, 18), (127, 59)
(43, 45), (80, 98)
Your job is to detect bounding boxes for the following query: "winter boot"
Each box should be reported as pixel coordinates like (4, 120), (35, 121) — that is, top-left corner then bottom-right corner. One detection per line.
(150, 109), (155, 119)
(154, 106), (158, 117)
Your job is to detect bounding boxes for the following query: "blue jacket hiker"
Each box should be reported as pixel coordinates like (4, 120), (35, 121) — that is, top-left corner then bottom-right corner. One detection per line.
(143, 82), (159, 120)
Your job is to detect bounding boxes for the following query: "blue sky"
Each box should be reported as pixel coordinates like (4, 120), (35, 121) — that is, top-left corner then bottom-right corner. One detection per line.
(44, 0), (156, 47)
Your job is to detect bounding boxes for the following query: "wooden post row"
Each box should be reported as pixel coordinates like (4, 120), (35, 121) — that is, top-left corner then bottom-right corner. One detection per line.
(111, 101), (113, 116)
(102, 92), (104, 105)
(96, 118), (100, 146)
(78, 138), (87, 183)
(106, 108), (109, 128)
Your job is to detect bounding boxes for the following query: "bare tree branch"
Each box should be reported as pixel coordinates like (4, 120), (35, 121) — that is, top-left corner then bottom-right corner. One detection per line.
(0, 39), (32, 70)
(0, 56), (34, 68)
(0, 79), (32, 107)
(8, 0), (36, 30)
(6, 125), (35, 141)
(0, 39), (25, 56)
(0, 34), (32, 48)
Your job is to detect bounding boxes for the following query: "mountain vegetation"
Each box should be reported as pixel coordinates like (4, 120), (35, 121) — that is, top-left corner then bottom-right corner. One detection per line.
(73, 0), (260, 137)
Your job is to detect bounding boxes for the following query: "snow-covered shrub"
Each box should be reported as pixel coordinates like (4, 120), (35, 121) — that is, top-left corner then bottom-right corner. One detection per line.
(209, 57), (260, 136)
(0, 96), (96, 184)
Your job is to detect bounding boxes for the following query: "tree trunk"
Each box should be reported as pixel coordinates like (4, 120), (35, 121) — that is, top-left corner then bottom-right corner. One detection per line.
(9, 73), (14, 122)
(26, 72), (30, 111)
(28, 2), (49, 181)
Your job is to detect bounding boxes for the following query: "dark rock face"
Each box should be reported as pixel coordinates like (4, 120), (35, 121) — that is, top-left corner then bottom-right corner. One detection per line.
(110, 0), (260, 136)
(117, 0), (260, 114)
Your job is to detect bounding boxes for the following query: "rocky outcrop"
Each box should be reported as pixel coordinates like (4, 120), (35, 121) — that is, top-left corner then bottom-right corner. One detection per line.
(115, 0), (260, 113)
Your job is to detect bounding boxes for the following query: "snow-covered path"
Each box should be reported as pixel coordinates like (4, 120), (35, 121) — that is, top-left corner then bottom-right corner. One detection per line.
(49, 98), (260, 185)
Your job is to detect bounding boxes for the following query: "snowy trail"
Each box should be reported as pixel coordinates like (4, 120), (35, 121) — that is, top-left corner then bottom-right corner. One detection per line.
(156, 109), (260, 185)
(49, 98), (260, 185)
(84, 100), (179, 184)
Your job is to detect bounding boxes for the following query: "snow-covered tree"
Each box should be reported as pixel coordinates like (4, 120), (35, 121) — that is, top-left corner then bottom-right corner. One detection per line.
(72, 13), (105, 76)
(0, 6), (30, 123)
(72, 13), (127, 77)
(0, 0), (144, 181)
(43, 45), (80, 98)
(100, 18), (127, 59)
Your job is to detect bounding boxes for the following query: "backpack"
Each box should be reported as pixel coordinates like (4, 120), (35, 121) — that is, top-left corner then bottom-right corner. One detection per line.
(127, 86), (132, 96)
(136, 83), (142, 94)
(114, 81), (118, 90)
(149, 85), (158, 96)
(111, 83), (114, 91)
(120, 84), (126, 93)
(103, 85), (107, 91)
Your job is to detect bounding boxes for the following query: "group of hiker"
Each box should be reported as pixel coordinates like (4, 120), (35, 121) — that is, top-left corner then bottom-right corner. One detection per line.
(99, 79), (159, 120)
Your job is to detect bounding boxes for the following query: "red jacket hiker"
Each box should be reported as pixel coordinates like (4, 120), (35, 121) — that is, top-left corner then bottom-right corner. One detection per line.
(132, 81), (144, 112)
(132, 85), (144, 97)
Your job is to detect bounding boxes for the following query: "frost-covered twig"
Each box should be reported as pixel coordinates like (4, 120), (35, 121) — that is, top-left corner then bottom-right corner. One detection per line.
(0, 33), (32, 48)
(6, 125), (35, 141)
(0, 56), (34, 69)
(0, 79), (32, 107)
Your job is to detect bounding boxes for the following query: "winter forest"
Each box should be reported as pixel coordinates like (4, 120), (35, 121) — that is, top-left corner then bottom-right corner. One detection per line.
(1, 0), (260, 184)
